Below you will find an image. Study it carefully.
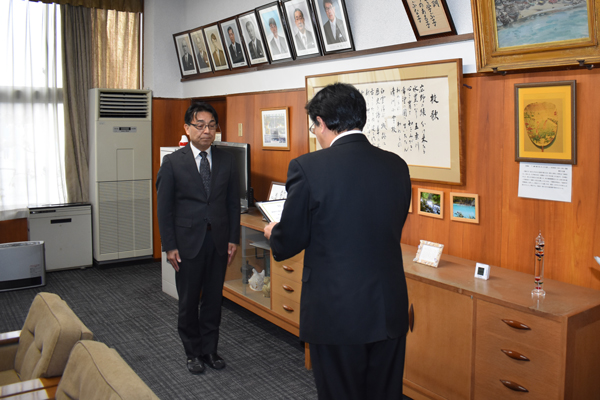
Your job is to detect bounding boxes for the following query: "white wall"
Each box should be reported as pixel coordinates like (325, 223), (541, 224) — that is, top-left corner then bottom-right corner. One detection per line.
(144, 0), (475, 98)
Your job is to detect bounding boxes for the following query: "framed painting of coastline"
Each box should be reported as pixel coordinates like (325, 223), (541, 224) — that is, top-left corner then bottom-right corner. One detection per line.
(401, 0), (457, 40)
(515, 81), (576, 164)
(471, 0), (600, 72)
(417, 188), (444, 219)
(450, 193), (479, 224)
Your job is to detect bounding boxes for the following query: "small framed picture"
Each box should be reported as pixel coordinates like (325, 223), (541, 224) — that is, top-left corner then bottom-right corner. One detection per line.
(401, 0), (457, 40)
(268, 182), (287, 200)
(417, 188), (444, 219)
(257, 2), (294, 62)
(311, 0), (353, 55)
(282, 0), (322, 59)
(173, 33), (197, 76)
(204, 24), (230, 72)
(261, 108), (290, 150)
(408, 189), (412, 213)
(220, 18), (249, 69)
(189, 28), (213, 74)
(450, 193), (479, 224)
(239, 11), (270, 66)
(515, 80), (577, 164)
(413, 240), (444, 268)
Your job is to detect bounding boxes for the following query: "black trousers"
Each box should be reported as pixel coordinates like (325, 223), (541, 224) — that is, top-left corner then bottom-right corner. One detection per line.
(309, 335), (406, 400)
(175, 230), (228, 359)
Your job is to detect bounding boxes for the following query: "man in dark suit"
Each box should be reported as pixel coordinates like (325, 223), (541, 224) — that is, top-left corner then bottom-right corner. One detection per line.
(264, 83), (411, 399)
(293, 8), (316, 50)
(322, 0), (346, 44)
(244, 20), (265, 60)
(227, 27), (245, 64)
(156, 102), (240, 375)
(181, 42), (194, 71)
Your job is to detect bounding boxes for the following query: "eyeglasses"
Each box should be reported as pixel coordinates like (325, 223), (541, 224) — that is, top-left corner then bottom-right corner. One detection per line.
(309, 123), (315, 133)
(189, 122), (218, 132)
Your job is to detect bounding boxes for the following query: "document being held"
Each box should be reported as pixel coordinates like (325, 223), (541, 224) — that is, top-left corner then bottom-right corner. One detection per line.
(256, 200), (285, 223)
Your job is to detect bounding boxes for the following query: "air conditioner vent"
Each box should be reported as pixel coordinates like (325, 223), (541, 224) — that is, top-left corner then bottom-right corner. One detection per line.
(99, 91), (150, 119)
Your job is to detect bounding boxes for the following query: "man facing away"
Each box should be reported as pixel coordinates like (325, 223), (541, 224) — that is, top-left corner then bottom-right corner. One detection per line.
(264, 83), (411, 399)
(157, 102), (240, 374)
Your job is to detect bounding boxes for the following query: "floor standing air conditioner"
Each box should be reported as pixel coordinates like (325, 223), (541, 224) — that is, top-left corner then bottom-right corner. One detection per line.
(88, 88), (153, 264)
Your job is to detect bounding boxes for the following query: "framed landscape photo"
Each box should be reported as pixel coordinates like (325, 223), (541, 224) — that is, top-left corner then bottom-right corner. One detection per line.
(450, 193), (479, 224)
(173, 33), (197, 77)
(418, 188), (444, 219)
(204, 24), (230, 72)
(257, 2), (294, 62)
(239, 11), (269, 66)
(402, 0), (457, 40)
(190, 28), (213, 74)
(471, 0), (600, 72)
(311, 0), (353, 54)
(515, 81), (576, 164)
(282, 0), (322, 59)
(220, 18), (249, 69)
(261, 107), (290, 150)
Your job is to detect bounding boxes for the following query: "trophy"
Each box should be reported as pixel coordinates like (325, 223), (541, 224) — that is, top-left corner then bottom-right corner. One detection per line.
(532, 231), (545, 297)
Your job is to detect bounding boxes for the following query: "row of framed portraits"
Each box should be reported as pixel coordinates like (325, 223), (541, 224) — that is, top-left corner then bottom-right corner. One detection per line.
(173, 0), (354, 78)
(412, 189), (480, 224)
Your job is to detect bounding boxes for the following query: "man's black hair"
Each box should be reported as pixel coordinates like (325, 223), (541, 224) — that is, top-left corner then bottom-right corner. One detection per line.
(227, 26), (234, 34)
(305, 82), (367, 133)
(185, 102), (218, 125)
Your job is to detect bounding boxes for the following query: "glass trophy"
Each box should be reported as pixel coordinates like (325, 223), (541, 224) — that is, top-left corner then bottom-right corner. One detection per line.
(532, 231), (546, 297)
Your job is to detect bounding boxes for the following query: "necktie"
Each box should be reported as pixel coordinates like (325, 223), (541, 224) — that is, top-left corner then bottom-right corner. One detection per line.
(251, 41), (255, 55)
(199, 151), (211, 196)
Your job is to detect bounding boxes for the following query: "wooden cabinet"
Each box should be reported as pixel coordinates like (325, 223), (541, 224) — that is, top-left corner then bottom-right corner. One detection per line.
(271, 251), (304, 325)
(401, 244), (600, 400)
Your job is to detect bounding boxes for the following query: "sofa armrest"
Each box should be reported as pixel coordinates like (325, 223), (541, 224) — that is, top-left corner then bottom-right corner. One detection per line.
(0, 331), (20, 373)
(0, 376), (60, 398)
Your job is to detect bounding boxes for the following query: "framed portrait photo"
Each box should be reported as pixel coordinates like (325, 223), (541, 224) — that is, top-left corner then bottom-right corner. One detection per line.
(450, 193), (479, 224)
(204, 24), (230, 72)
(282, 0), (322, 59)
(173, 33), (197, 77)
(220, 18), (249, 69)
(402, 0), (456, 40)
(515, 80), (576, 164)
(261, 107), (290, 150)
(417, 188), (444, 219)
(239, 12), (269, 66)
(257, 2), (294, 62)
(189, 28), (213, 74)
(311, 0), (354, 54)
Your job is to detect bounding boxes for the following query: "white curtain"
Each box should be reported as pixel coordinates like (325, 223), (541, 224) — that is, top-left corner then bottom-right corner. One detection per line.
(0, 0), (66, 220)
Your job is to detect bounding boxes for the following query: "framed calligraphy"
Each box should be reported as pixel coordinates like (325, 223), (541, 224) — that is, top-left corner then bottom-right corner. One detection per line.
(471, 0), (600, 72)
(306, 59), (464, 185)
(515, 81), (577, 164)
(401, 0), (457, 40)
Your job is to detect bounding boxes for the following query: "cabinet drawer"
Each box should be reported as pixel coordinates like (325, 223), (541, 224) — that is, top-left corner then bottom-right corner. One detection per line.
(474, 300), (563, 399)
(271, 295), (300, 325)
(271, 252), (304, 282)
(271, 274), (302, 304)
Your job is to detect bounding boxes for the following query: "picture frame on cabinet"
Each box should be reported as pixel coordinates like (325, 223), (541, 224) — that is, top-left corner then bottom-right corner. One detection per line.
(414, 240), (444, 268)
(311, 0), (354, 54)
(470, 0), (600, 72)
(267, 182), (288, 200)
(515, 80), (577, 164)
(220, 18), (249, 69)
(204, 24), (230, 72)
(173, 32), (198, 77)
(282, 0), (322, 59)
(450, 192), (479, 224)
(257, 2), (294, 62)
(239, 11), (270, 66)
(261, 107), (290, 150)
(417, 188), (443, 219)
(401, 0), (457, 40)
(189, 28), (213, 74)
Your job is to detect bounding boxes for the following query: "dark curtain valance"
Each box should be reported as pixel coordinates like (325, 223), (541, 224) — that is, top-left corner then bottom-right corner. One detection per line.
(30, 0), (143, 13)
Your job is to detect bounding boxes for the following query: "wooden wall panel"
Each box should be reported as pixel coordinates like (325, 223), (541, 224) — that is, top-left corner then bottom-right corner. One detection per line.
(0, 218), (28, 244)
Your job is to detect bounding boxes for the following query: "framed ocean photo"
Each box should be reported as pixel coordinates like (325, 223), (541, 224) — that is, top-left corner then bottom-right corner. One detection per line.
(450, 193), (479, 224)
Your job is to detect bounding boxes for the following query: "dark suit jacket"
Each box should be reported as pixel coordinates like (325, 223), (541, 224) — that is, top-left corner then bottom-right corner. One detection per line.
(294, 30), (316, 50)
(248, 39), (265, 59)
(196, 51), (209, 69)
(269, 134), (411, 345)
(229, 42), (244, 63)
(181, 53), (194, 71)
(156, 144), (241, 259)
(323, 18), (346, 44)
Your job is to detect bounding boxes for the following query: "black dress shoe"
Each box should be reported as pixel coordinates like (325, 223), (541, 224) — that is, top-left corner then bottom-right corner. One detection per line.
(187, 357), (205, 374)
(202, 353), (226, 370)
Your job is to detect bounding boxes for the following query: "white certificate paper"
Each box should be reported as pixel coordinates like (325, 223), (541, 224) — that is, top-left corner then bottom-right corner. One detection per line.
(256, 200), (286, 223)
(518, 162), (572, 203)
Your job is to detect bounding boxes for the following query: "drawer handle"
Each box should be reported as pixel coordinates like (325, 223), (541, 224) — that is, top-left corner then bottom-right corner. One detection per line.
(408, 304), (414, 332)
(501, 319), (531, 330)
(282, 304), (295, 312)
(501, 349), (530, 361)
(282, 265), (295, 272)
(282, 284), (294, 292)
(500, 379), (528, 392)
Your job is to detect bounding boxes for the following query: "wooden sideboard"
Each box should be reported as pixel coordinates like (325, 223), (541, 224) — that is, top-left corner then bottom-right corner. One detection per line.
(402, 244), (600, 400)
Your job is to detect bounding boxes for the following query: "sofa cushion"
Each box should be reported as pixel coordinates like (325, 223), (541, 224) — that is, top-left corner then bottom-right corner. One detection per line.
(0, 369), (20, 386)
